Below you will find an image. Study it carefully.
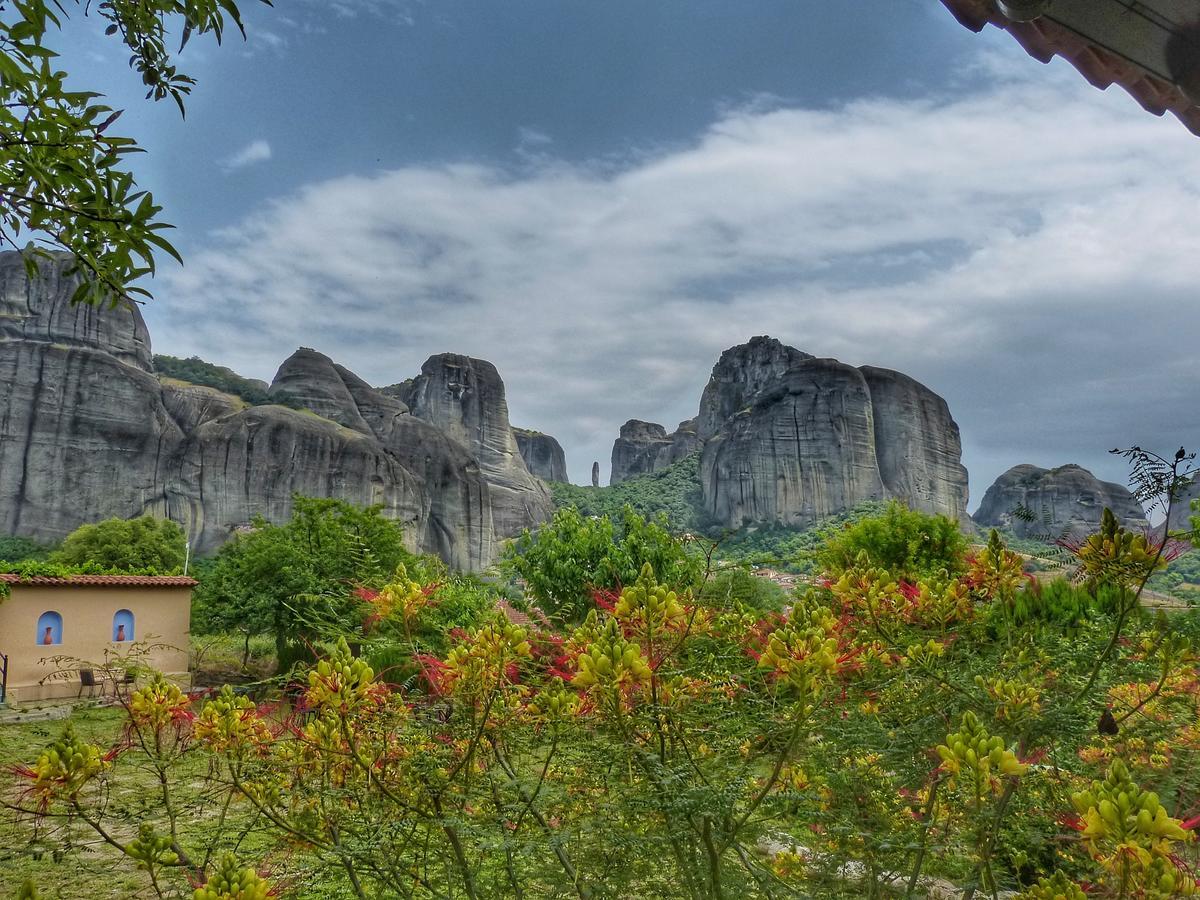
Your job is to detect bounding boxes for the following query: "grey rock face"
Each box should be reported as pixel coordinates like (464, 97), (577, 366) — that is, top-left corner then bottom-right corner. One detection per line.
(513, 428), (568, 483)
(700, 358), (886, 527)
(403, 353), (553, 537)
(973, 464), (1148, 539)
(860, 366), (969, 523)
(609, 418), (702, 484)
(0, 251), (513, 570)
(610, 420), (671, 485)
(0, 251), (152, 372)
(0, 340), (182, 538)
(697, 336), (813, 442)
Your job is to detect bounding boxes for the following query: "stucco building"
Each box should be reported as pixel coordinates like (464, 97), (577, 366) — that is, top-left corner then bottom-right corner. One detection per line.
(0, 574), (194, 703)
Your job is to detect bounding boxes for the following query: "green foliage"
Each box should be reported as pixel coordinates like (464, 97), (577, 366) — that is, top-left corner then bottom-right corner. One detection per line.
(504, 505), (703, 622)
(0, 558), (168, 578)
(713, 500), (890, 572)
(817, 500), (969, 579)
(50, 514), (185, 572)
(0, 0), (264, 304)
(0, 535), (54, 562)
(696, 565), (788, 612)
(549, 451), (709, 532)
(192, 496), (424, 662)
(993, 577), (1124, 630)
(153, 354), (302, 407)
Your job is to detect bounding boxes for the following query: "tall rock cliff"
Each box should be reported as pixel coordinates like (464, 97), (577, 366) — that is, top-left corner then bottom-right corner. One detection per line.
(607, 336), (970, 528)
(393, 353), (553, 538)
(0, 251), (551, 570)
(860, 366), (969, 522)
(699, 357), (887, 527)
(973, 464), (1147, 539)
(610, 418), (701, 485)
(513, 428), (568, 483)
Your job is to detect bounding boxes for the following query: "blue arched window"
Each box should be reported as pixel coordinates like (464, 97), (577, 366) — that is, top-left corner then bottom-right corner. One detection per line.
(112, 609), (135, 642)
(37, 611), (63, 646)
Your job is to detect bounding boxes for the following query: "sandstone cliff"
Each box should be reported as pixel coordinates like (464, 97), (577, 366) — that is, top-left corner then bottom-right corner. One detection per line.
(608, 336), (970, 528)
(0, 252), (554, 570)
(700, 357), (887, 527)
(610, 418), (701, 485)
(373, 353), (552, 538)
(513, 428), (568, 483)
(973, 464), (1147, 539)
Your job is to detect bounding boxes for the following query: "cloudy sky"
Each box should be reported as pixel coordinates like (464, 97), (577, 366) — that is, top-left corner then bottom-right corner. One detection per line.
(53, 1), (1199, 506)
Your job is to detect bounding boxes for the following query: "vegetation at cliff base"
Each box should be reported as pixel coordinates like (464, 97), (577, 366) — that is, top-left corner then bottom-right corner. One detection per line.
(50, 514), (186, 573)
(549, 451), (709, 533)
(8, 463), (1200, 898)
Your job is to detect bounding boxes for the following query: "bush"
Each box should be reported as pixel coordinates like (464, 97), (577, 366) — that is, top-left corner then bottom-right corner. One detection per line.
(0, 535), (55, 562)
(51, 515), (185, 573)
(817, 501), (968, 579)
(504, 505), (703, 622)
(697, 567), (788, 612)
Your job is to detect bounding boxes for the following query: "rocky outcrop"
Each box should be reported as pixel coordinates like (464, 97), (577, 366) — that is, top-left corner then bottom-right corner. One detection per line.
(611, 336), (971, 529)
(610, 420), (672, 484)
(973, 464), (1148, 539)
(0, 251), (552, 570)
(400, 353), (553, 537)
(514, 428), (568, 483)
(609, 418), (702, 484)
(860, 367), (969, 522)
(0, 251), (152, 371)
(700, 358), (887, 527)
(697, 337), (813, 442)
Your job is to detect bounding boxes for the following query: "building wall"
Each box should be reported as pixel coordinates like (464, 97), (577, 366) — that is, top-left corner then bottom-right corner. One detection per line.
(0, 585), (191, 702)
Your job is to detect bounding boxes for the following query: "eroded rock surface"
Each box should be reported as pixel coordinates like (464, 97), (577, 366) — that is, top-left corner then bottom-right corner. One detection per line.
(514, 428), (568, 483)
(609, 336), (971, 529)
(700, 358), (886, 527)
(973, 464), (1147, 539)
(861, 366), (969, 523)
(401, 353), (553, 537)
(0, 252), (553, 570)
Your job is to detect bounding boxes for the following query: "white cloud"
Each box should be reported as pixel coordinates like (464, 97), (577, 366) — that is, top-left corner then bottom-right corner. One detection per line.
(155, 64), (1200, 503)
(219, 139), (272, 172)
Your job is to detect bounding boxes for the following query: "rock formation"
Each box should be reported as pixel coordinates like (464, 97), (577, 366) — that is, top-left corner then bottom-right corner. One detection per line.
(0, 251), (556, 570)
(700, 357), (887, 527)
(607, 336), (970, 528)
(513, 428), (568, 483)
(385, 353), (553, 538)
(859, 366), (969, 522)
(973, 464), (1148, 539)
(610, 418), (702, 485)
(591, 461), (600, 488)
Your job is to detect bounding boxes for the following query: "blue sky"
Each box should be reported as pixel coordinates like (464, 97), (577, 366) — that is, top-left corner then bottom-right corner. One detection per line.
(48, 1), (1200, 505)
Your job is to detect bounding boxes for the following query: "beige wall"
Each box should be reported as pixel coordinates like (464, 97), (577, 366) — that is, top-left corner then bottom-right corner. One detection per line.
(0, 585), (191, 702)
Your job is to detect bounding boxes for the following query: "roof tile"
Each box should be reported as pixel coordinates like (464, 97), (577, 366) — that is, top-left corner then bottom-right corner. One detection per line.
(0, 574), (197, 587)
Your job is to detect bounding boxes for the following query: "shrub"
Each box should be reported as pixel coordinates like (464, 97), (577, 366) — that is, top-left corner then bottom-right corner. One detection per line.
(817, 501), (968, 579)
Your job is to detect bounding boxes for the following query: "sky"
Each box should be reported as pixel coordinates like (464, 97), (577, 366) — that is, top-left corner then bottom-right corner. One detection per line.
(47, 0), (1200, 508)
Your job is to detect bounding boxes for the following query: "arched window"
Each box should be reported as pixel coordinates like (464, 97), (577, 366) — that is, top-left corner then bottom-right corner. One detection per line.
(37, 611), (63, 646)
(112, 609), (135, 642)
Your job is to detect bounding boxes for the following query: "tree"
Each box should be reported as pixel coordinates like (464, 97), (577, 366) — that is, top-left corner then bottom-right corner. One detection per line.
(51, 513), (185, 571)
(503, 505), (703, 623)
(192, 496), (418, 664)
(816, 500), (968, 580)
(1, 0), (264, 305)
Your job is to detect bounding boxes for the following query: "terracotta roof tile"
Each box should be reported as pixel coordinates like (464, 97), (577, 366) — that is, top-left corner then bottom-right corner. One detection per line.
(940, 0), (1200, 137)
(0, 574), (197, 587)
